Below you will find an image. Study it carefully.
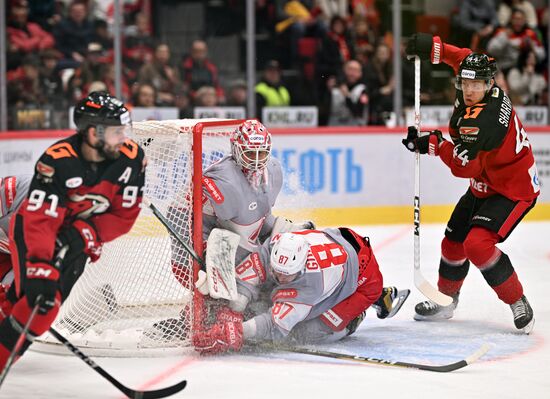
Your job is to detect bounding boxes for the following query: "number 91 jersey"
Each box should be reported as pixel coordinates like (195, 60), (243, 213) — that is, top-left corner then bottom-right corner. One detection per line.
(11, 133), (146, 264)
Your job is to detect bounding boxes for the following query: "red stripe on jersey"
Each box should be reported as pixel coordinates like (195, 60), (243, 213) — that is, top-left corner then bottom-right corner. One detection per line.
(202, 177), (224, 204)
(498, 199), (533, 238)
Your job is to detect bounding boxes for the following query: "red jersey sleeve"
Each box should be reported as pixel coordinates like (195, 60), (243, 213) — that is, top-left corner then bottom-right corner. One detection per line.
(431, 36), (472, 74)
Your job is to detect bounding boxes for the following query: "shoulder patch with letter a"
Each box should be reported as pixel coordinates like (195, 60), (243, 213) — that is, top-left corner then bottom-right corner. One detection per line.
(202, 177), (224, 204)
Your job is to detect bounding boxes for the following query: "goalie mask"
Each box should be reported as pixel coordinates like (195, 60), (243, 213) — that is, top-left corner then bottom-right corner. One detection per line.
(74, 91), (132, 159)
(231, 120), (272, 172)
(270, 233), (309, 284)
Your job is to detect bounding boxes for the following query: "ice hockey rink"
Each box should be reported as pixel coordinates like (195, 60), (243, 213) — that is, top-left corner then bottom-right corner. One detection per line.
(1, 221), (548, 399)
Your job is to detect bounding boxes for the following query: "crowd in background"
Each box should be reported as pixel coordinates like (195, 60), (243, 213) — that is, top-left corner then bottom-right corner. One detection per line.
(4, 0), (549, 129)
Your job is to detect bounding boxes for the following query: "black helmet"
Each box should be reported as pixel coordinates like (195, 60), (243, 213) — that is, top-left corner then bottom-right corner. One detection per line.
(457, 53), (497, 81)
(73, 91), (131, 133)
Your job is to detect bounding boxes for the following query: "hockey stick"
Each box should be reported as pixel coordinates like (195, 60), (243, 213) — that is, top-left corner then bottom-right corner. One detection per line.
(0, 295), (43, 388)
(408, 55), (453, 306)
(144, 198), (205, 268)
(48, 327), (187, 399)
(257, 342), (490, 373)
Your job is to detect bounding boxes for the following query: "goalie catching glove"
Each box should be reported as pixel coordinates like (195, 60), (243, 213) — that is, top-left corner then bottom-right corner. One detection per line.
(402, 126), (445, 156)
(56, 219), (103, 263)
(193, 307), (244, 355)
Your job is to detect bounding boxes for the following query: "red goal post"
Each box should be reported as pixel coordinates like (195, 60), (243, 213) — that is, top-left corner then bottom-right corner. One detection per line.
(32, 118), (245, 357)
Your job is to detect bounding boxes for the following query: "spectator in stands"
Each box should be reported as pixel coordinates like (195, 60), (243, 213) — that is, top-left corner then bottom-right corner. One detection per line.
(315, 0), (348, 22)
(255, 60), (291, 118)
(180, 40), (225, 103)
(54, 0), (94, 69)
(316, 15), (355, 82)
(363, 43), (394, 125)
(7, 0), (55, 70)
(176, 90), (193, 119)
(274, 0), (327, 68)
(193, 86), (219, 107)
(451, 0), (497, 49)
(92, 19), (113, 50)
(507, 49), (547, 105)
(327, 59), (369, 126)
(350, 0), (380, 34)
(38, 48), (65, 110)
(352, 16), (377, 61)
(487, 8), (545, 73)
(67, 42), (108, 102)
(497, 0), (538, 29)
(226, 79), (248, 107)
(124, 12), (154, 84)
(100, 63), (131, 102)
(26, 0), (62, 32)
(7, 54), (47, 108)
(132, 82), (157, 107)
(138, 43), (181, 106)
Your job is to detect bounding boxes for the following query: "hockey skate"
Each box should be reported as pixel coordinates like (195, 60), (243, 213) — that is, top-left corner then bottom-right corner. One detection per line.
(413, 293), (459, 321)
(346, 311), (366, 336)
(510, 295), (535, 334)
(372, 286), (411, 319)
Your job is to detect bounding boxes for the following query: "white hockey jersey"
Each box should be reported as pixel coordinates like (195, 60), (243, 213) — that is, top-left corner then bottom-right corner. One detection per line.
(0, 175), (32, 254)
(202, 155), (283, 258)
(237, 228), (359, 341)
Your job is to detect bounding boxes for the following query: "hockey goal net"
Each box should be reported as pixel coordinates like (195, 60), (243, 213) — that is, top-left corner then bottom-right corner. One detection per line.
(32, 118), (244, 357)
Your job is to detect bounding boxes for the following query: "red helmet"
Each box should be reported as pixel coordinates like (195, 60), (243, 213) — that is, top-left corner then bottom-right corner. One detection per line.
(231, 120), (272, 172)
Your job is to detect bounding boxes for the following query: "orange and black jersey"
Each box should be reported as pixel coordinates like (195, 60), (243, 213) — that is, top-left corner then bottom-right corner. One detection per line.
(431, 38), (540, 201)
(9, 133), (146, 265)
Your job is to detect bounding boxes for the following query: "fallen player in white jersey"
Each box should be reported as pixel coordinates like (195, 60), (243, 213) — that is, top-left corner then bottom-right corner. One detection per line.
(192, 228), (410, 354)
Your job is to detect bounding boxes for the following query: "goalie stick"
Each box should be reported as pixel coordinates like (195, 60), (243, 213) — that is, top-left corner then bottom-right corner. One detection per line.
(408, 55), (453, 306)
(48, 327), (187, 399)
(256, 342), (490, 373)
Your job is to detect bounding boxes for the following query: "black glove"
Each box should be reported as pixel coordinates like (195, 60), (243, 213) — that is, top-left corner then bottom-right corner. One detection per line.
(402, 126), (445, 156)
(405, 33), (433, 61)
(25, 260), (60, 314)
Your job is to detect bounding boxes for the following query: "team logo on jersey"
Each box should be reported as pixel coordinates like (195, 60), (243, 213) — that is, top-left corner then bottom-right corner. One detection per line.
(68, 193), (111, 219)
(272, 289), (297, 302)
(65, 177), (83, 188)
(202, 177), (224, 204)
(248, 202), (258, 210)
(459, 127), (479, 143)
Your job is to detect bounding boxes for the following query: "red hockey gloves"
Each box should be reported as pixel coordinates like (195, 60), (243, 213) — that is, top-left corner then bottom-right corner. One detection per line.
(57, 219), (103, 262)
(405, 33), (433, 61)
(193, 320), (244, 355)
(25, 260), (60, 314)
(216, 306), (244, 324)
(402, 126), (445, 156)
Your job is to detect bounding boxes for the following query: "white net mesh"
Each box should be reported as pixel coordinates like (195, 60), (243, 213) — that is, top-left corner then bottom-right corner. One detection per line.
(32, 119), (241, 357)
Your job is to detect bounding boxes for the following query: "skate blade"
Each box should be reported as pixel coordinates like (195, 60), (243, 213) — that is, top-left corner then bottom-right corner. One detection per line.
(521, 318), (535, 335)
(385, 289), (411, 318)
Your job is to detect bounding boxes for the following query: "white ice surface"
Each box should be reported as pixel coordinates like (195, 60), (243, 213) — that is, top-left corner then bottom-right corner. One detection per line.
(1, 222), (549, 399)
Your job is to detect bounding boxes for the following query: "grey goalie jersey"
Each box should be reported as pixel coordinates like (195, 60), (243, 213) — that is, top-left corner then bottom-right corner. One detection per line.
(237, 228), (360, 342)
(202, 155), (283, 256)
(0, 175), (32, 254)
